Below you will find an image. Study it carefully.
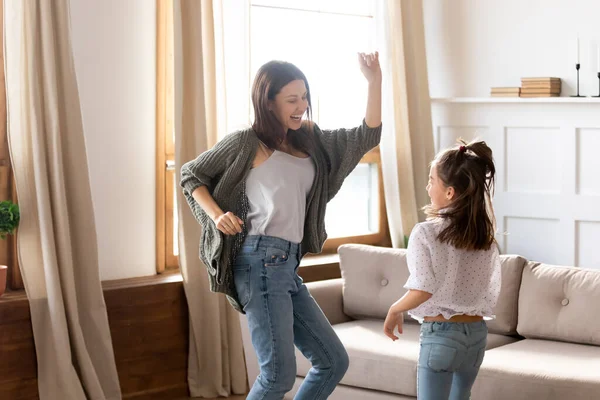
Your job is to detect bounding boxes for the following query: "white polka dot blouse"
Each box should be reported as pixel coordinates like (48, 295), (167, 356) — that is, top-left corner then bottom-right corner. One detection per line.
(403, 220), (501, 322)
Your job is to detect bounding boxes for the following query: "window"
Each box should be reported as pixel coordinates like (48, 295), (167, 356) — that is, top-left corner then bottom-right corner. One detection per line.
(156, 0), (390, 272)
(249, 1), (389, 253)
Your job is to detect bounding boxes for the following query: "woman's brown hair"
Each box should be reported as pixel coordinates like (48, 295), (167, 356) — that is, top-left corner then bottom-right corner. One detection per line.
(424, 139), (497, 251)
(251, 60), (315, 153)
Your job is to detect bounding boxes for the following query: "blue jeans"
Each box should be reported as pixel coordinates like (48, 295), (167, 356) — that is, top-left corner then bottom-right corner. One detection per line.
(417, 321), (488, 400)
(233, 235), (349, 400)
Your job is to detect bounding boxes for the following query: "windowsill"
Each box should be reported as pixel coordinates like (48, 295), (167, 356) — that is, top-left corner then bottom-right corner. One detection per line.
(300, 253), (340, 268)
(0, 256), (341, 304)
(0, 289), (28, 304)
(102, 269), (183, 290)
(101, 254), (341, 289)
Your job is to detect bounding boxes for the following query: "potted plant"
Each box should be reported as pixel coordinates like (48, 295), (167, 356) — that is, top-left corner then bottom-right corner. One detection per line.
(0, 200), (20, 297)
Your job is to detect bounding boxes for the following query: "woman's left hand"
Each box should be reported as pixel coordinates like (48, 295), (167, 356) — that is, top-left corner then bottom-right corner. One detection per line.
(383, 307), (404, 341)
(358, 51), (381, 84)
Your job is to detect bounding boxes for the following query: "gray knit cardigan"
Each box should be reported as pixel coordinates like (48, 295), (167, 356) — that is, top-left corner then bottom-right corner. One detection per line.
(180, 120), (382, 313)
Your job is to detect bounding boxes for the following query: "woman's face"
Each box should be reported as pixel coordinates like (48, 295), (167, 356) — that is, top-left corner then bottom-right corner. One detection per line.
(270, 79), (308, 132)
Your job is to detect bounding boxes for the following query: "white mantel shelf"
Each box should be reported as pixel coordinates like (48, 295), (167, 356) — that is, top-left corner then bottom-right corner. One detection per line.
(431, 97), (600, 103)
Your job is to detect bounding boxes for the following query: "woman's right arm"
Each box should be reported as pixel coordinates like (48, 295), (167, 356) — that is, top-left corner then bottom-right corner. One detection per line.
(192, 186), (242, 235)
(180, 132), (244, 235)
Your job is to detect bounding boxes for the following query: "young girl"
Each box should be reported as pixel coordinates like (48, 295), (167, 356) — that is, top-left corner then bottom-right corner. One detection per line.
(383, 140), (501, 400)
(180, 53), (382, 400)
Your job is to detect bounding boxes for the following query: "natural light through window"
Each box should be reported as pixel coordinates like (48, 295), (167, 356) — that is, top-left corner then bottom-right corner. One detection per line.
(250, 0), (379, 239)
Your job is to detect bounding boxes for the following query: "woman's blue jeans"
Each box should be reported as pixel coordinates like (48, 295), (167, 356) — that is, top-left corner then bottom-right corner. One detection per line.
(233, 235), (349, 400)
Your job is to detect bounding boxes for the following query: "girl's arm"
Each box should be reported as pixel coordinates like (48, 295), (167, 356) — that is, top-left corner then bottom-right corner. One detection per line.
(384, 289), (432, 340)
(389, 290), (433, 316)
(384, 224), (437, 340)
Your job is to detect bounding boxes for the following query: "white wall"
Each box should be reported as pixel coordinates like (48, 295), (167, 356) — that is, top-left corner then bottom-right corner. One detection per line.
(70, 0), (156, 280)
(424, 1), (600, 268)
(423, 0), (600, 98)
(431, 100), (600, 269)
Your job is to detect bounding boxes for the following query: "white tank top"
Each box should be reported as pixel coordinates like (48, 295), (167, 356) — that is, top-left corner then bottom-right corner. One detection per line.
(245, 150), (316, 243)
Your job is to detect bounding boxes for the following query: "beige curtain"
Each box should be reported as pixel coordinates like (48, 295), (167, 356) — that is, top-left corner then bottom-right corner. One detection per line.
(4, 0), (121, 399)
(173, 0), (247, 397)
(377, 0), (436, 247)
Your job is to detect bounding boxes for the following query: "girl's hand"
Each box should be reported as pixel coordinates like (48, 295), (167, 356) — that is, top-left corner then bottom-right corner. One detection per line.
(358, 51), (381, 84)
(214, 212), (243, 235)
(383, 307), (404, 341)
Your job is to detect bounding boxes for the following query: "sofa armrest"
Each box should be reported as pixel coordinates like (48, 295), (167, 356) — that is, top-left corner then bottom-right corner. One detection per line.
(306, 278), (352, 325)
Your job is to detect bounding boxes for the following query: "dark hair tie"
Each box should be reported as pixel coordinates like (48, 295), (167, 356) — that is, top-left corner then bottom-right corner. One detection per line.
(459, 145), (467, 153)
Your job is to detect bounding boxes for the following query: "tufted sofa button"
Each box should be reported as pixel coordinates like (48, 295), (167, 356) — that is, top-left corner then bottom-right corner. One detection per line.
(561, 298), (569, 306)
(381, 279), (389, 287)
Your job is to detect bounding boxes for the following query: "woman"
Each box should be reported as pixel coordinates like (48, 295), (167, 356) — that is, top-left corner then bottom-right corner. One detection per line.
(180, 53), (382, 399)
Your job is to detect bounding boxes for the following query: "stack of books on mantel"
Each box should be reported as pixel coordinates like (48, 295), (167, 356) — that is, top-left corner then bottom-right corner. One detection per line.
(490, 87), (521, 97)
(520, 77), (561, 97)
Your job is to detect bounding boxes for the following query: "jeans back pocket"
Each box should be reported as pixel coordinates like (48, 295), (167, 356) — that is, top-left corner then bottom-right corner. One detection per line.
(421, 343), (461, 372)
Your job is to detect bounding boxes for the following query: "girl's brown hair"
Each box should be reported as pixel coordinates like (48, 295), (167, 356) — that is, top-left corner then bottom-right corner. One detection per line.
(424, 139), (497, 251)
(251, 60), (315, 153)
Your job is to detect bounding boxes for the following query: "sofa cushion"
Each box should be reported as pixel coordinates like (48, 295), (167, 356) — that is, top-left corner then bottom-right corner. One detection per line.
(517, 262), (600, 345)
(486, 254), (527, 335)
(338, 244), (412, 320)
(472, 339), (600, 400)
(295, 320), (519, 398)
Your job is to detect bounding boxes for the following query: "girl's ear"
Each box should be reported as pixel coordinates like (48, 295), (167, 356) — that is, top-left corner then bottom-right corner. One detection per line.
(446, 186), (455, 200)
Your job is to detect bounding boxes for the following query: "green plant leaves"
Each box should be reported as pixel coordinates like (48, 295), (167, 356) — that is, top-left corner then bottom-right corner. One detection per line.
(0, 201), (20, 240)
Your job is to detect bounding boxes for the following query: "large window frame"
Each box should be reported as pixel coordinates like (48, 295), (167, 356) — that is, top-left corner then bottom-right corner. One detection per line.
(320, 146), (390, 254)
(156, 0), (177, 272)
(155, 0), (390, 272)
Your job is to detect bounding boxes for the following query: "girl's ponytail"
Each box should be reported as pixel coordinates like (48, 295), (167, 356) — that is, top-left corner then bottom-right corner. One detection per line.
(424, 139), (497, 251)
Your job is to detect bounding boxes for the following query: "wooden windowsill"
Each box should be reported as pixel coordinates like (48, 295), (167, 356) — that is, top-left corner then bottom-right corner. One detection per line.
(0, 288), (28, 304)
(102, 255), (341, 288)
(0, 271), (186, 305)
(102, 269), (183, 291)
(0, 255), (343, 305)
(300, 253), (340, 268)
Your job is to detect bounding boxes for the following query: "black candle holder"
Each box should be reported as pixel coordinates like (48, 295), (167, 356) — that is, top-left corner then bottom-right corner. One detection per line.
(593, 72), (600, 98)
(571, 63), (586, 97)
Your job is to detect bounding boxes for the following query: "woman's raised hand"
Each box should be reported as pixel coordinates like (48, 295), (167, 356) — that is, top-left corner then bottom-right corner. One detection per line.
(358, 51), (381, 84)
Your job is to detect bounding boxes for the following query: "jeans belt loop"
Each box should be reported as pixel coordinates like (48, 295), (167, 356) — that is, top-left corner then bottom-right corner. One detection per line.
(253, 236), (261, 252)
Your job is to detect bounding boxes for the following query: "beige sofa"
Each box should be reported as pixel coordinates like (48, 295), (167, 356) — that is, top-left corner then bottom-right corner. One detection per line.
(239, 244), (600, 399)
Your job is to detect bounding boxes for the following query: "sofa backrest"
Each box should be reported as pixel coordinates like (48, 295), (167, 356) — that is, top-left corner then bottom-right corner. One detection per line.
(338, 244), (526, 334)
(486, 255), (527, 335)
(338, 244), (412, 321)
(517, 262), (600, 346)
